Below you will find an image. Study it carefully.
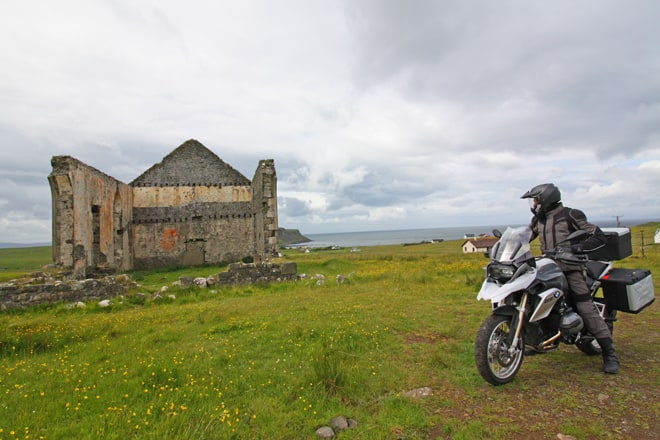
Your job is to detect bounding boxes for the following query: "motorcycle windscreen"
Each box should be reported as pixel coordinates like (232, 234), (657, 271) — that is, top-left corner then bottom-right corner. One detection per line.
(490, 226), (532, 263)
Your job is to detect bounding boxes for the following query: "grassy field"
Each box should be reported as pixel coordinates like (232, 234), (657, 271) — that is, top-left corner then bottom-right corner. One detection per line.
(0, 224), (658, 439)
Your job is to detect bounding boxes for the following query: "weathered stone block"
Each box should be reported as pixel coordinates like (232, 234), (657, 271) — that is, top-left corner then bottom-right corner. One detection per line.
(281, 262), (297, 275)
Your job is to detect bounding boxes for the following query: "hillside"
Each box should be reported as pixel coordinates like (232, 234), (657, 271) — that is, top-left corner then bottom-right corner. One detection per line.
(278, 227), (311, 245)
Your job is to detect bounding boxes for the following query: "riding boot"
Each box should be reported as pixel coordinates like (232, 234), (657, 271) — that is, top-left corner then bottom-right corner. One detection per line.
(598, 337), (620, 374)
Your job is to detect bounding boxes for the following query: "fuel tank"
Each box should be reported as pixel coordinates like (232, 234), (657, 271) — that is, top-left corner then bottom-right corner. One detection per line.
(534, 258), (569, 292)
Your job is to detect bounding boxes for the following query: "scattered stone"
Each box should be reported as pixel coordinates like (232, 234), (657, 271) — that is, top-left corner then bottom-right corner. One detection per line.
(330, 416), (348, 432)
(557, 434), (578, 440)
(98, 299), (111, 308)
(315, 426), (335, 439)
(311, 274), (326, 286)
(404, 387), (433, 399)
(194, 277), (208, 288)
(114, 274), (132, 284)
(315, 415), (359, 438)
(179, 277), (193, 288)
(335, 272), (355, 284)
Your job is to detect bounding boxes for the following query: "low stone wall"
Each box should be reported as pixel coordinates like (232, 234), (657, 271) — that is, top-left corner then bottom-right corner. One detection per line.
(0, 273), (136, 311)
(216, 261), (297, 285)
(0, 262), (298, 310)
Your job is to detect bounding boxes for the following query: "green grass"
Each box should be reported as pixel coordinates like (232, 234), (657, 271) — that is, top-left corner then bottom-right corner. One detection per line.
(0, 223), (658, 439)
(0, 246), (52, 282)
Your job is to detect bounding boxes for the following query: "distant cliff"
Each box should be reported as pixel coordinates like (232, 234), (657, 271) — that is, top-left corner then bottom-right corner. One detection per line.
(278, 228), (311, 245)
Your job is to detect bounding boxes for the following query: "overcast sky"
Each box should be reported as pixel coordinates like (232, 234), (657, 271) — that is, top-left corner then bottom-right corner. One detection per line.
(1, 0), (659, 243)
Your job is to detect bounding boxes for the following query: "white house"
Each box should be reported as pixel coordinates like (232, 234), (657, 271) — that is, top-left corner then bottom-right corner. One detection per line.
(462, 237), (499, 254)
(655, 228), (660, 244)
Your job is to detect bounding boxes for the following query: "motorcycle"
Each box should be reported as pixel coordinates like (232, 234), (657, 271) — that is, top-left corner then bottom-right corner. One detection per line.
(474, 226), (653, 385)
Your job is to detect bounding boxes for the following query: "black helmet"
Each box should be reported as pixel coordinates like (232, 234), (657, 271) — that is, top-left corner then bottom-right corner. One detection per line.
(521, 183), (561, 209)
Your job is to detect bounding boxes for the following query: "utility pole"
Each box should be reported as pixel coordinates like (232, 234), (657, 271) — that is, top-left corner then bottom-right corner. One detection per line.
(641, 230), (645, 258)
(612, 215), (624, 227)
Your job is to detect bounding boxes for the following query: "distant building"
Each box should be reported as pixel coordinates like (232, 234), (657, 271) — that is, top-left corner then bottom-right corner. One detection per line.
(462, 236), (499, 254)
(49, 139), (278, 278)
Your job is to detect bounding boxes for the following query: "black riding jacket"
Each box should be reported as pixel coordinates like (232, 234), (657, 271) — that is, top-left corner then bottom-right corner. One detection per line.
(529, 203), (605, 268)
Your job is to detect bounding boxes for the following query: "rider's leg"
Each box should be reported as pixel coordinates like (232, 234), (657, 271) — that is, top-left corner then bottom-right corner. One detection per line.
(566, 270), (620, 374)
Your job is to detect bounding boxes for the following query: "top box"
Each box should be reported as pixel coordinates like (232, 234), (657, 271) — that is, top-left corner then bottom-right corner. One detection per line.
(589, 228), (632, 261)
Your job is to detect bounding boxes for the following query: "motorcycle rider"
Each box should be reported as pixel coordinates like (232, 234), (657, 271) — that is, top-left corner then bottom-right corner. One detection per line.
(521, 183), (620, 374)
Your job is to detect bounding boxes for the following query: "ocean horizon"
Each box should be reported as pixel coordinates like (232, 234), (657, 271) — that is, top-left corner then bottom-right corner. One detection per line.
(295, 225), (513, 248)
(293, 217), (655, 248)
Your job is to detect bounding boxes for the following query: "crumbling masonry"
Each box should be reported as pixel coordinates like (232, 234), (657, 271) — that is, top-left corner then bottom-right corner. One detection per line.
(49, 139), (278, 278)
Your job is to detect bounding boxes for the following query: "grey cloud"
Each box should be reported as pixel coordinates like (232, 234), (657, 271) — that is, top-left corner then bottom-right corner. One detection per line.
(1, 1), (658, 240)
(280, 197), (312, 218)
(342, 171), (429, 208)
(344, 0), (660, 158)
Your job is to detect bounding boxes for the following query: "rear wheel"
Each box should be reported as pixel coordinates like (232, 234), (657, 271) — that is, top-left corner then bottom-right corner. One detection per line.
(475, 314), (525, 385)
(576, 336), (602, 355)
(576, 303), (616, 356)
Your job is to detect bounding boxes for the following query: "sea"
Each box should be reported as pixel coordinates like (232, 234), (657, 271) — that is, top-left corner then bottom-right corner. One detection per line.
(295, 225), (512, 248)
(291, 218), (654, 249)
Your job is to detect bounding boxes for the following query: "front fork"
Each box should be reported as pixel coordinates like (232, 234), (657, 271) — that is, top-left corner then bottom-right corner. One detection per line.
(506, 292), (528, 353)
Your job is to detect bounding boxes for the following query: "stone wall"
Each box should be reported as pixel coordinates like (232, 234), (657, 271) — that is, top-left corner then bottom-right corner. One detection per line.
(0, 262), (298, 310)
(0, 274), (135, 311)
(131, 216), (255, 269)
(216, 261), (297, 285)
(48, 156), (133, 279)
(252, 159), (278, 261)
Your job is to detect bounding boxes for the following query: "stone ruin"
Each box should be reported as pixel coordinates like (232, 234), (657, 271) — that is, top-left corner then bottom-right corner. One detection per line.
(48, 139), (278, 279)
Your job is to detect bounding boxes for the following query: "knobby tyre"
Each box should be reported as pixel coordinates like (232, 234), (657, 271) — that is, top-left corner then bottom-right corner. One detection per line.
(475, 314), (525, 385)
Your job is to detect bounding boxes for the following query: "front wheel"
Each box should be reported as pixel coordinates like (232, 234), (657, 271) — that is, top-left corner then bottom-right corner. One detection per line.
(475, 314), (525, 385)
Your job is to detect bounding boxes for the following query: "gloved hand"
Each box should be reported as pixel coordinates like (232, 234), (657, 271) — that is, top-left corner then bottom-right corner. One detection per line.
(570, 243), (583, 254)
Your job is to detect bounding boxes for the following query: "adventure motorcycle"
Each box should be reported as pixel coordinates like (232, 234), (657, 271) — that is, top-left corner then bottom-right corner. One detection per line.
(474, 226), (654, 385)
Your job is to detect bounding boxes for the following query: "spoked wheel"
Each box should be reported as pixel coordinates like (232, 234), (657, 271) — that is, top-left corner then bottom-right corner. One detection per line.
(475, 314), (525, 385)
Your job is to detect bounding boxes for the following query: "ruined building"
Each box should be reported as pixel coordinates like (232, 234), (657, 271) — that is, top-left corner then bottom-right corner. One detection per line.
(48, 139), (278, 278)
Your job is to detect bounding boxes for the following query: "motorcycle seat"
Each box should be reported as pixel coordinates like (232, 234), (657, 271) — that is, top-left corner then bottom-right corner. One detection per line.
(586, 260), (610, 281)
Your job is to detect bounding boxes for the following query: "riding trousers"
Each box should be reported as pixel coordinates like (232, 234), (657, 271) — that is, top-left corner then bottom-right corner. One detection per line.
(565, 269), (611, 340)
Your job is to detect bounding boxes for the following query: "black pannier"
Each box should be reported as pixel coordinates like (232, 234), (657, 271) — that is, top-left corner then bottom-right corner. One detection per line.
(601, 268), (655, 313)
(589, 228), (632, 261)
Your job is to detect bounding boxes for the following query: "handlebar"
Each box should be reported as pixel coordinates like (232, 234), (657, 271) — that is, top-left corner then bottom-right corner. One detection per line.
(543, 248), (589, 264)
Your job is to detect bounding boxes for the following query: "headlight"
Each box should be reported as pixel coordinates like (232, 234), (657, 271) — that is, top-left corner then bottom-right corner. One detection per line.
(488, 263), (515, 283)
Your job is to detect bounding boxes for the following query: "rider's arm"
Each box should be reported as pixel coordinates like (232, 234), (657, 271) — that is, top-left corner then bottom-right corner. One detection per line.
(568, 208), (606, 253)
